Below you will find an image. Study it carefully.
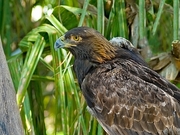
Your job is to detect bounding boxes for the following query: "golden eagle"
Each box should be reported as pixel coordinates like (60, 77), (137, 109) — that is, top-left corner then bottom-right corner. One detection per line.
(54, 27), (180, 135)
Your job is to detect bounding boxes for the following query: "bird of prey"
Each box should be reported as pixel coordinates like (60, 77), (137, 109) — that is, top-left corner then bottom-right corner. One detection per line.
(54, 27), (180, 135)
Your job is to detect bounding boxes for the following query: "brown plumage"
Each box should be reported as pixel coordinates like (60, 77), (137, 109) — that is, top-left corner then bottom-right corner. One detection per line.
(54, 27), (180, 135)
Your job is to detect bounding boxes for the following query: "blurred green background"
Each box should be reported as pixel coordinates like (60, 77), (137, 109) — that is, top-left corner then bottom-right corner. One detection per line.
(0, 0), (179, 135)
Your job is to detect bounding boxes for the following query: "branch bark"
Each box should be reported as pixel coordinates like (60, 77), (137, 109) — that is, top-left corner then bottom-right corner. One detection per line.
(0, 38), (24, 135)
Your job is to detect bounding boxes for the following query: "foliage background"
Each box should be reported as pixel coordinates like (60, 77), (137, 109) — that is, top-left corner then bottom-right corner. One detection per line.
(0, 0), (179, 135)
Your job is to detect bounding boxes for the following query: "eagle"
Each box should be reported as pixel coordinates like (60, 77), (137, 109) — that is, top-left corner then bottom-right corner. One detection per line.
(54, 27), (180, 135)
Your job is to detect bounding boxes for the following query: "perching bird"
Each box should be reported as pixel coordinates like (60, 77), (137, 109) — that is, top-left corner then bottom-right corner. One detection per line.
(54, 27), (180, 135)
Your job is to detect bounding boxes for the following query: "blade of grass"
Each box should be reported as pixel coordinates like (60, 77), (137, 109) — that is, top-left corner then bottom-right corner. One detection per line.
(118, 0), (128, 38)
(105, 6), (115, 39)
(23, 93), (35, 135)
(63, 57), (88, 135)
(1, 0), (11, 57)
(152, 0), (166, 35)
(78, 0), (90, 26)
(97, 122), (103, 135)
(173, 0), (179, 40)
(46, 14), (67, 34)
(17, 35), (46, 108)
(49, 34), (68, 134)
(97, 0), (104, 34)
(91, 118), (98, 135)
(56, 50), (67, 134)
(7, 54), (24, 90)
(139, 0), (146, 39)
(29, 77), (46, 135)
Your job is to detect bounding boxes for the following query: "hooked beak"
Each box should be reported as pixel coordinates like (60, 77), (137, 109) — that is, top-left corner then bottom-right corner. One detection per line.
(54, 35), (77, 51)
(54, 36), (65, 50)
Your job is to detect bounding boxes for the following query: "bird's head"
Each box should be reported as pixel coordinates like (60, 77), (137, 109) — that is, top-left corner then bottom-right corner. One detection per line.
(54, 27), (116, 63)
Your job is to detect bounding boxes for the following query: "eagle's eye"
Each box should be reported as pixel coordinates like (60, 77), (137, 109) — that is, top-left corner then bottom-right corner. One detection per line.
(71, 35), (81, 42)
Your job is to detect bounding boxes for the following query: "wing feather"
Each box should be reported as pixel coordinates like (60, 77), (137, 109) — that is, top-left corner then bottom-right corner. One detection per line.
(82, 58), (180, 135)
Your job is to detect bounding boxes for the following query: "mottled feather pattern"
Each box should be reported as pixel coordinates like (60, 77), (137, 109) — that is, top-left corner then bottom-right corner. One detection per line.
(82, 59), (180, 135)
(54, 27), (180, 135)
